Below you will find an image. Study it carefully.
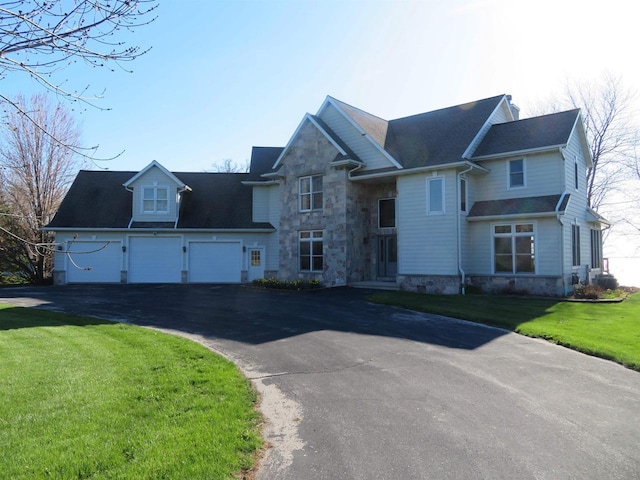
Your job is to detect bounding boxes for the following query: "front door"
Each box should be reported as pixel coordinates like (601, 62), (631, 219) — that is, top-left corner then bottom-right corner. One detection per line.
(247, 247), (265, 282)
(377, 235), (397, 278)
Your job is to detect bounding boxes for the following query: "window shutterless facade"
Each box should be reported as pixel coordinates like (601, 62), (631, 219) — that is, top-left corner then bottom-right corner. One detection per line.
(493, 223), (535, 274)
(572, 225), (581, 266)
(427, 177), (444, 214)
(591, 229), (602, 269)
(299, 175), (323, 211)
(508, 159), (525, 189)
(142, 186), (169, 213)
(378, 198), (396, 228)
(299, 230), (323, 272)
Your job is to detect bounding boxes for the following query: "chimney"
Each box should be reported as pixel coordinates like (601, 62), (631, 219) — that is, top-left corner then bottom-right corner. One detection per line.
(506, 95), (520, 120)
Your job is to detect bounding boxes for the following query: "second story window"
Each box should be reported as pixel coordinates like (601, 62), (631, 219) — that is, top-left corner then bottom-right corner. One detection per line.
(509, 159), (525, 189)
(299, 175), (323, 211)
(143, 186), (169, 213)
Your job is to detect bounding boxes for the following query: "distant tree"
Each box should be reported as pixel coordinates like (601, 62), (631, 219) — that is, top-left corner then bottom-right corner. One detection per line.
(0, 0), (157, 158)
(212, 158), (250, 173)
(0, 94), (81, 283)
(539, 73), (638, 211)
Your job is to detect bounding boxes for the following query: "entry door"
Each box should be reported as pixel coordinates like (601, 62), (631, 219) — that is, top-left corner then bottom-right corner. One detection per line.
(377, 235), (397, 278)
(247, 247), (265, 282)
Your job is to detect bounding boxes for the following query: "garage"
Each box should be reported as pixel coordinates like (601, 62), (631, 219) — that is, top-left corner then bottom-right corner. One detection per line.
(128, 236), (183, 283)
(66, 241), (122, 283)
(188, 241), (242, 283)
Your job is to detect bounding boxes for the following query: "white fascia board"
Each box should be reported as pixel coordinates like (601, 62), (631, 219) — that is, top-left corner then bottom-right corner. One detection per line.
(568, 112), (594, 168)
(272, 113), (346, 169)
(123, 160), (191, 190)
(466, 212), (557, 222)
(472, 145), (565, 161)
(45, 227), (276, 233)
(241, 180), (279, 186)
(323, 97), (403, 170)
(462, 95), (509, 159)
(350, 161), (488, 182)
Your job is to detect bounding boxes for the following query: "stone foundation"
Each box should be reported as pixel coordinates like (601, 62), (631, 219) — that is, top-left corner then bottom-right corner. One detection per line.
(467, 275), (565, 296)
(53, 270), (66, 285)
(398, 274), (461, 294)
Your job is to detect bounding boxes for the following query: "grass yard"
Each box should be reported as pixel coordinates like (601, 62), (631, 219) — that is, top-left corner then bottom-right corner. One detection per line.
(0, 304), (262, 479)
(368, 292), (640, 371)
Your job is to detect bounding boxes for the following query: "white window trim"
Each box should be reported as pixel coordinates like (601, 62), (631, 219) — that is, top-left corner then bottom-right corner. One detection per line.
(427, 176), (445, 215)
(378, 197), (396, 228)
(507, 158), (526, 190)
(141, 185), (170, 214)
(491, 221), (537, 275)
(459, 177), (468, 214)
(299, 175), (323, 212)
(299, 230), (323, 272)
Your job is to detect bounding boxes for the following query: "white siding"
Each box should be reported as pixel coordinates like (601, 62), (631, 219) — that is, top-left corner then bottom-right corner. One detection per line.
(252, 186), (270, 223)
(475, 151), (565, 201)
(397, 171), (459, 275)
(319, 103), (395, 171)
(128, 166), (180, 223)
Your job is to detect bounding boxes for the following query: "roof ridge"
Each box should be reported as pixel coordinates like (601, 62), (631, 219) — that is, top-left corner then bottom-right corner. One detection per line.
(390, 94), (506, 123)
(326, 96), (389, 122)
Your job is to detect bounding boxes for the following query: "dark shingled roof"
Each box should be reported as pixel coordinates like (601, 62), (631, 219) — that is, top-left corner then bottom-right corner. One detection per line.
(47, 170), (274, 230)
(383, 95), (506, 168)
(468, 194), (570, 218)
(472, 109), (580, 158)
(247, 146), (284, 180)
(329, 97), (389, 147)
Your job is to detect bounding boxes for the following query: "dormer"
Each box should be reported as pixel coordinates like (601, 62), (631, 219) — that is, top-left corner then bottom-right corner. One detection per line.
(123, 161), (191, 226)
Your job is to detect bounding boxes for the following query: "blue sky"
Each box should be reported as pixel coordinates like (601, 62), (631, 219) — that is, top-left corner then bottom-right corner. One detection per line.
(5, 0), (638, 173)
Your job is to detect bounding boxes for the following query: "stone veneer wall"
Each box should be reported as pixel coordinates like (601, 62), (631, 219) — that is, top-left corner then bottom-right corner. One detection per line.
(398, 274), (461, 294)
(467, 275), (565, 296)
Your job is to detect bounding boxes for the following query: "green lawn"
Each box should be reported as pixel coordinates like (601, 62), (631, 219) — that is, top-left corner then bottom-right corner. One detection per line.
(0, 304), (262, 479)
(368, 292), (640, 371)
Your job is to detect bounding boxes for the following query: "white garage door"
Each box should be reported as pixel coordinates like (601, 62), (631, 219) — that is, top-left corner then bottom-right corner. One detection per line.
(189, 242), (241, 283)
(66, 241), (122, 283)
(128, 236), (182, 283)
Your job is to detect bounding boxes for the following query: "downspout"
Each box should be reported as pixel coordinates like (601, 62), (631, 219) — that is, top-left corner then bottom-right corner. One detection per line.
(555, 191), (568, 296)
(458, 165), (474, 295)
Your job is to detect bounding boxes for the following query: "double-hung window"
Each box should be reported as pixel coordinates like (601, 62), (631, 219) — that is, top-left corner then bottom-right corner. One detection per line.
(299, 175), (323, 211)
(299, 230), (323, 271)
(427, 177), (444, 214)
(508, 159), (525, 189)
(590, 229), (602, 269)
(142, 186), (169, 213)
(572, 225), (581, 266)
(493, 223), (535, 274)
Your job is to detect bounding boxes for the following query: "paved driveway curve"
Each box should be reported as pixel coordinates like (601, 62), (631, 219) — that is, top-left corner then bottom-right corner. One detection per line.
(1, 285), (639, 479)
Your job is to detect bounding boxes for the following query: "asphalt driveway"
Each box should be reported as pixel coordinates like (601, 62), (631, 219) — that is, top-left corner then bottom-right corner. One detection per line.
(1, 284), (639, 479)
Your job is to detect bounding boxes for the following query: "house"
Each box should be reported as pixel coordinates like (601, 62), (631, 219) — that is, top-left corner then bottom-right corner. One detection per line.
(46, 94), (608, 295)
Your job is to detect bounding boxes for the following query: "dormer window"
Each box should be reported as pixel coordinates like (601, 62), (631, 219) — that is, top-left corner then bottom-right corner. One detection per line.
(143, 186), (169, 213)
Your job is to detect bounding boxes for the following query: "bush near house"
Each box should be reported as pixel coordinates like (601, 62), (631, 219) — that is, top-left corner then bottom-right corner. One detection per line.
(368, 291), (640, 371)
(0, 305), (262, 479)
(252, 278), (323, 290)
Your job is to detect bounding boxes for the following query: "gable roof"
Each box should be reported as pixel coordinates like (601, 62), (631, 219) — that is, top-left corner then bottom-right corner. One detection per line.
(246, 146), (284, 180)
(326, 96), (389, 148)
(471, 109), (581, 159)
(467, 194), (570, 219)
(383, 94), (506, 169)
(122, 160), (189, 189)
(47, 170), (274, 230)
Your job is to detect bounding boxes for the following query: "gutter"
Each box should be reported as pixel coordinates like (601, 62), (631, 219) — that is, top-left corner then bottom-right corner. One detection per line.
(457, 165), (474, 294)
(350, 160), (488, 182)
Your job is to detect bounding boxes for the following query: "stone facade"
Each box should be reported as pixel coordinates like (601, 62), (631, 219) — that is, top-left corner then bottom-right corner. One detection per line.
(467, 275), (565, 296)
(398, 274), (461, 294)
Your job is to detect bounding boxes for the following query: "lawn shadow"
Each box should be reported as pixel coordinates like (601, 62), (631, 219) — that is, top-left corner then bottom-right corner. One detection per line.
(0, 305), (115, 331)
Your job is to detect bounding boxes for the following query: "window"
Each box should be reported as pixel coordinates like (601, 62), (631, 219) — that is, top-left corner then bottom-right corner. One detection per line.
(299, 230), (323, 271)
(299, 175), (323, 211)
(572, 225), (581, 266)
(250, 250), (261, 267)
(378, 198), (396, 228)
(459, 177), (467, 213)
(142, 186), (169, 213)
(508, 159), (525, 188)
(590, 229), (602, 269)
(427, 177), (444, 214)
(493, 223), (535, 274)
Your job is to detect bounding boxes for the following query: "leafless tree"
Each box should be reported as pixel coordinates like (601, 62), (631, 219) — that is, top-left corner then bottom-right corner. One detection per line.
(0, 93), (81, 283)
(0, 0), (157, 158)
(537, 73), (638, 211)
(212, 158), (250, 173)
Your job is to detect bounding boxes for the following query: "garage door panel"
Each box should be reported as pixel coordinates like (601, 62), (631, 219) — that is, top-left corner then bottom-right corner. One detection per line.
(129, 237), (182, 283)
(189, 242), (241, 283)
(66, 241), (121, 283)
